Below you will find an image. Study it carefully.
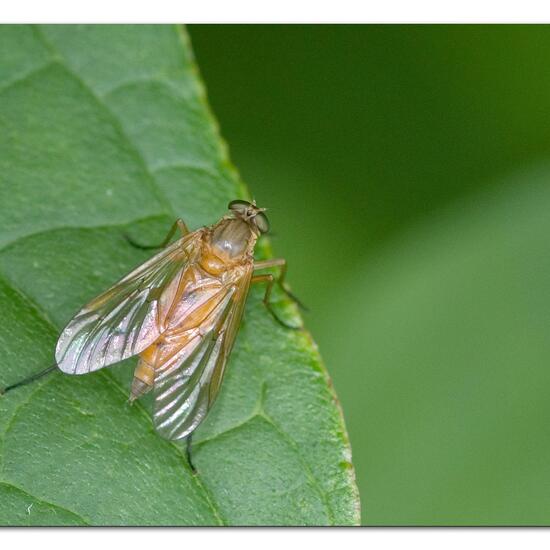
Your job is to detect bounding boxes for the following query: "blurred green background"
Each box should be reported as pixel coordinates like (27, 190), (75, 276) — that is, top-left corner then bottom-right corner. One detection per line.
(189, 25), (550, 524)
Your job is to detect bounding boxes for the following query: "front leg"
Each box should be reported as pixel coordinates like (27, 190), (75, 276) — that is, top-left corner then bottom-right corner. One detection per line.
(252, 258), (304, 329)
(253, 258), (307, 311)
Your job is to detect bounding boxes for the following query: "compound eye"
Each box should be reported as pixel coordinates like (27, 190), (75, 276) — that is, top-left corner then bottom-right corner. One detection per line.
(255, 212), (270, 234)
(228, 199), (251, 214)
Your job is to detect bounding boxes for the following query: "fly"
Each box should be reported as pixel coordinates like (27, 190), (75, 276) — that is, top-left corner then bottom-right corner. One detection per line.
(1, 200), (301, 470)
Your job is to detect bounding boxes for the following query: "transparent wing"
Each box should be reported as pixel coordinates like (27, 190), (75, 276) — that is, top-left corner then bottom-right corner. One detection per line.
(55, 232), (201, 375)
(153, 265), (252, 440)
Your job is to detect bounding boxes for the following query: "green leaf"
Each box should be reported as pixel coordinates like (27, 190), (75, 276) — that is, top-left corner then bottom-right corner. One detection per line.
(0, 25), (359, 526)
(328, 166), (550, 524)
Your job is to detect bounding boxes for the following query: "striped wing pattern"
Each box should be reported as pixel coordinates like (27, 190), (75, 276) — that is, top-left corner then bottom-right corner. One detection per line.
(153, 266), (252, 440)
(55, 234), (199, 375)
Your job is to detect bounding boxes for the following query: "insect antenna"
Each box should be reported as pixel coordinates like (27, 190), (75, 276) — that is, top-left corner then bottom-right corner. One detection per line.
(0, 364), (58, 395)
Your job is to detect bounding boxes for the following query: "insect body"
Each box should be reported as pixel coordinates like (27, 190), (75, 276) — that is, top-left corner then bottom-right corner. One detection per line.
(47, 200), (294, 442)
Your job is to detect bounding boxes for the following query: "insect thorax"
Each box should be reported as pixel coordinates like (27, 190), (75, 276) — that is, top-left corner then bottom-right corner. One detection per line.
(207, 218), (256, 263)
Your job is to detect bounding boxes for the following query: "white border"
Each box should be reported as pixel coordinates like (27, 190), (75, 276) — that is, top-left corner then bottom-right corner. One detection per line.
(3, 529), (550, 549)
(2, 0), (550, 23)
(2, 7), (550, 544)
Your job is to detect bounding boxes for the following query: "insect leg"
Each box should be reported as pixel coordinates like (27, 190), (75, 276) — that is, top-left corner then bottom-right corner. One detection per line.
(0, 364), (57, 395)
(124, 218), (190, 250)
(253, 258), (307, 311)
(186, 435), (197, 474)
(251, 273), (301, 330)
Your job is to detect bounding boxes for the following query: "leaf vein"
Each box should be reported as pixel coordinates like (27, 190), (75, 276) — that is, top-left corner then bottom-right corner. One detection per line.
(0, 273), (225, 526)
(0, 480), (91, 525)
(0, 214), (170, 257)
(31, 27), (176, 220)
(0, 60), (56, 96)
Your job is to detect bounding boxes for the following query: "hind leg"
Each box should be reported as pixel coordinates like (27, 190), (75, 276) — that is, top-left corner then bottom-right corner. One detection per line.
(186, 435), (197, 473)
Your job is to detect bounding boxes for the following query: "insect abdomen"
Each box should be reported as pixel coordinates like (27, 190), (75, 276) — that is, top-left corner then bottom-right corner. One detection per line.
(130, 354), (155, 402)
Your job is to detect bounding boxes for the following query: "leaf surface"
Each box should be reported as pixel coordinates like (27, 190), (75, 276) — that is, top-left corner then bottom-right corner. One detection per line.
(0, 25), (359, 526)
